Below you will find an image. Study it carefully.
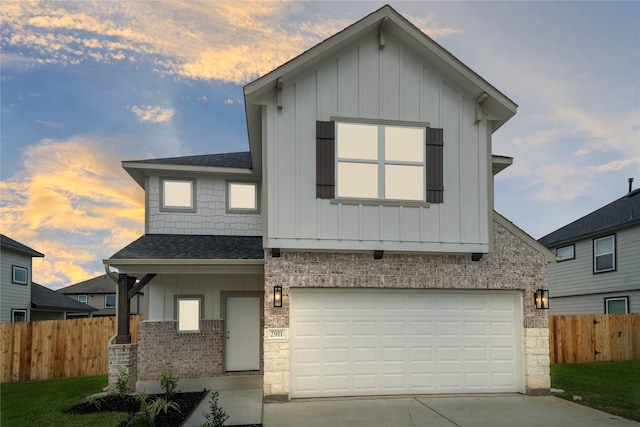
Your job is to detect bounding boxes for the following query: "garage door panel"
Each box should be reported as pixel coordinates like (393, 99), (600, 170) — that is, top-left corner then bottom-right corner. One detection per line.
(290, 290), (521, 397)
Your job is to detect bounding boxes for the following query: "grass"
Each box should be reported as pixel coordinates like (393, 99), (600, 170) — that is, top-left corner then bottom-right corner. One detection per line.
(551, 360), (640, 421)
(0, 375), (128, 427)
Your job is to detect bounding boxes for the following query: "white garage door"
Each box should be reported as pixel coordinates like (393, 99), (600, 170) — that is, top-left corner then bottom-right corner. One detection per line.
(290, 289), (522, 398)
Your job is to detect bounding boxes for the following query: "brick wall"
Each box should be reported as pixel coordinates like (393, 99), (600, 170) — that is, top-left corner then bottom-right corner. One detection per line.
(108, 344), (137, 393)
(136, 320), (225, 381)
(263, 219), (550, 396)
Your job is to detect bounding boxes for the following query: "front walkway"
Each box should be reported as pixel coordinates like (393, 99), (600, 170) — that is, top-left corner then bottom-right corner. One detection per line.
(136, 376), (263, 427)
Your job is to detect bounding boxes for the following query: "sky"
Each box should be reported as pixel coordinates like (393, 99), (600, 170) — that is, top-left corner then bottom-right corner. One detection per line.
(1, 1), (639, 290)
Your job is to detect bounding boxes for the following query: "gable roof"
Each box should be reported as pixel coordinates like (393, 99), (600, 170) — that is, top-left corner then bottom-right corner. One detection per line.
(108, 234), (264, 260)
(122, 152), (254, 188)
(0, 234), (44, 258)
(31, 282), (96, 312)
(59, 274), (117, 295)
(538, 189), (640, 248)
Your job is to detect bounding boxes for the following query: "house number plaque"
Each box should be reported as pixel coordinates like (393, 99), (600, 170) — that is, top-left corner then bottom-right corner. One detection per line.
(267, 328), (287, 340)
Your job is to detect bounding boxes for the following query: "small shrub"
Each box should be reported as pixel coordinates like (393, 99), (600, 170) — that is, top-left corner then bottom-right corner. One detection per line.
(128, 392), (180, 427)
(82, 393), (102, 410)
(116, 364), (130, 397)
(202, 391), (229, 427)
(160, 370), (178, 399)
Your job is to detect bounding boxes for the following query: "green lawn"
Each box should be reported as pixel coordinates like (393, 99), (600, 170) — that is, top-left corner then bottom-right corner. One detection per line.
(551, 360), (640, 421)
(0, 375), (128, 427)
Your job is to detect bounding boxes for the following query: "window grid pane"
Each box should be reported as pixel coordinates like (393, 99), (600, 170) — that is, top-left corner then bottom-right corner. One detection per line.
(384, 165), (424, 201)
(337, 162), (378, 199)
(337, 123), (378, 160)
(163, 180), (193, 208)
(229, 183), (257, 210)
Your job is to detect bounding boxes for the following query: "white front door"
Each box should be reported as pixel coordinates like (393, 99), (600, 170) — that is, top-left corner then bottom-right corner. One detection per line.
(226, 296), (260, 371)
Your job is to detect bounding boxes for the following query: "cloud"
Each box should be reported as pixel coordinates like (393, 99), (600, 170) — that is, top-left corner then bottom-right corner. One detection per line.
(0, 137), (144, 288)
(128, 105), (175, 123)
(2, 1), (462, 84)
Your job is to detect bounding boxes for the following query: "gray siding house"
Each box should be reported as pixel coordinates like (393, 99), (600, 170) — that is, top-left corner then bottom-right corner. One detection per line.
(59, 274), (144, 317)
(1, 234), (44, 322)
(1, 234), (94, 321)
(539, 187), (640, 315)
(106, 5), (554, 399)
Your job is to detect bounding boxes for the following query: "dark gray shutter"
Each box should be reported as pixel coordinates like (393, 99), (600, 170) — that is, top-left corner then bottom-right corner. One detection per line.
(316, 121), (335, 199)
(425, 127), (444, 203)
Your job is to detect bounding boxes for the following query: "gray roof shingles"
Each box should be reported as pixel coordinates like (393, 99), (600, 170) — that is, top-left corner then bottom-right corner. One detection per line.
(538, 189), (640, 248)
(1, 234), (44, 257)
(59, 274), (116, 294)
(32, 283), (96, 312)
(109, 234), (264, 260)
(127, 151), (251, 169)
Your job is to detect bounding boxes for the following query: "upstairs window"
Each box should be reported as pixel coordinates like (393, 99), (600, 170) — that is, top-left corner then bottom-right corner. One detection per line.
(556, 245), (575, 261)
(593, 235), (615, 273)
(105, 294), (116, 308)
(227, 182), (259, 213)
(161, 178), (196, 212)
(12, 266), (28, 285)
(78, 295), (88, 304)
(316, 120), (443, 203)
(336, 123), (425, 201)
(12, 309), (27, 322)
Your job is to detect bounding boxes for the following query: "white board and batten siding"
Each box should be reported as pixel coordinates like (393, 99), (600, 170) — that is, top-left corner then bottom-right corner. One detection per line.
(290, 289), (524, 398)
(265, 33), (491, 253)
(548, 225), (640, 315)
(145, 274), (263, 321)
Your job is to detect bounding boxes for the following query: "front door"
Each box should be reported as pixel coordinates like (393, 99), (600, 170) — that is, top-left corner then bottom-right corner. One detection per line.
(226, 296), (260, 371)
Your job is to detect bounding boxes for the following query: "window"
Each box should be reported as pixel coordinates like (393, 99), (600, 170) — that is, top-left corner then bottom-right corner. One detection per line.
(336, 122), (425, 201)
(604, 296), (629, 314)
(176, 297), (202, 332)
(12, 265), (28, 285)
(160, 178), (196, 212)
(105, 294), (116, 308)
(593, 235), (615, 273)
(227, 182), (259, 213)
(556, 245), (575, 261)
(78, 295), (88, 304)
(316, 120), (444, 203)
(12, 309), (27, 322)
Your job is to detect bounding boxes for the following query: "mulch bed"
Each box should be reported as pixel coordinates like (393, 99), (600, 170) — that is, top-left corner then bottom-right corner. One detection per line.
(65, 390), (207, 426)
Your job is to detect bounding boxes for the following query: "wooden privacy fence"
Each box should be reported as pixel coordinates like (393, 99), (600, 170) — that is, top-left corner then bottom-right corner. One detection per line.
(0, 315), (143, 383)
(549, 314), (640, 364)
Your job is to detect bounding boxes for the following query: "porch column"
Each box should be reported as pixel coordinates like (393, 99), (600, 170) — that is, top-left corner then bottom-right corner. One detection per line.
(115, 273), (135, 344)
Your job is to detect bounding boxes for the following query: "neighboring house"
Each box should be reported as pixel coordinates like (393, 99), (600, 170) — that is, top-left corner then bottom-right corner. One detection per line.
(105, 5), (554, 399)
(538, 187), (640, 315)
(58, 274), (144, 317)
(1, 234), (95, 321)
(1, 234), (44, 322)
(31, 282), (96, 320)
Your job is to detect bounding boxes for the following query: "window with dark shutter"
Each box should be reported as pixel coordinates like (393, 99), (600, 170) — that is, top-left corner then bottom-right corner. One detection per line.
(425, 127), (444, 203)
(316, 121), (335, 199)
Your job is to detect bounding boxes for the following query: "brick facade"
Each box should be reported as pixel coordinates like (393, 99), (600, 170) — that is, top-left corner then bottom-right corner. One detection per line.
(263, 219), (550, 397)
(108, 343), (137, 393)
(136, 320), (225, 381)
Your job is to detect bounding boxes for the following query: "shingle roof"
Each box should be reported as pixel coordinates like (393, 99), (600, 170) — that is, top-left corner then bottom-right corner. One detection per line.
(127, 152), (251, 169)
(31, 283), (96, 312)
(538, 189), (640, 248)
(0, 234), (44, 257)
(109, 234), (264, 260)
(59, 274), (117, 295)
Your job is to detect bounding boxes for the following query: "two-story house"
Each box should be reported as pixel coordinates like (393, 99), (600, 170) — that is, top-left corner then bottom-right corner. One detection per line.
(1, 234), (44, 322)
(1, 234), (95, 321)
(105, 5), (554, 399)
(59, 274), (144, 317)
(538, 186), (640, 315)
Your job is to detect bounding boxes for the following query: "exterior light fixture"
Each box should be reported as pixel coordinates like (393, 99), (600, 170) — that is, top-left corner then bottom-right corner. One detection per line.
(274, 285), (283, 308)
(534, 289), (549, 310)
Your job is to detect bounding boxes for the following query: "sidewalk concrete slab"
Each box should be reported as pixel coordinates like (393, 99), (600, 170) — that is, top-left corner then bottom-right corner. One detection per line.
(263, 394), (640, 427)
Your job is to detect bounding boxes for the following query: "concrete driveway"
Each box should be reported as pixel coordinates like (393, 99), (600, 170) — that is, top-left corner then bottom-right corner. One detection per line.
(263, 394), (639, 427)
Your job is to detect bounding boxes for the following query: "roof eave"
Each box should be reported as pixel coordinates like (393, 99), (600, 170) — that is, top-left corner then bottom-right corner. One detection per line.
(122, 162), (256, 188)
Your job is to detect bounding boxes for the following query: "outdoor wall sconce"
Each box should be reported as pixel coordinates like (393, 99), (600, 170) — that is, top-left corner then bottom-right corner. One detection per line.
(534, 289), (549, 309)
(274, 285), (283, 308)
